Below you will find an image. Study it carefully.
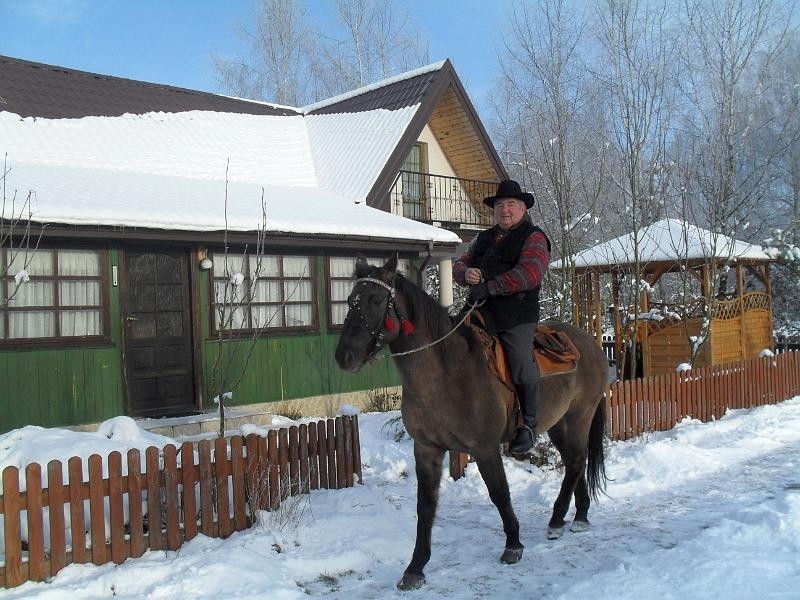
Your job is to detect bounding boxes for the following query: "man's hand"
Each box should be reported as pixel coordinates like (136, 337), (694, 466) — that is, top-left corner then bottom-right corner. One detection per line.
(470, 282), (489, 302)
(465, 267), (483, 285)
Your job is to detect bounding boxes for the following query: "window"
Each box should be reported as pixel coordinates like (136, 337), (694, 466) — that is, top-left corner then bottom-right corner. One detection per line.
(0, 248), (107, 343)
(401, 143), (428, 220)
(211, 253), (316, 332)
(328, 256), (411, 327)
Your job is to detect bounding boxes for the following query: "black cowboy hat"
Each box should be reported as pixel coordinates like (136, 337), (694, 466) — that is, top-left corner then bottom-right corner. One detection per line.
(483, 179), (535, 209)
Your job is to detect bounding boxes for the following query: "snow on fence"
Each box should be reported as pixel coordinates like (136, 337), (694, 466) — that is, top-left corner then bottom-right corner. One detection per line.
(0, 415), (362, 588)
(449, 352), (800, 479)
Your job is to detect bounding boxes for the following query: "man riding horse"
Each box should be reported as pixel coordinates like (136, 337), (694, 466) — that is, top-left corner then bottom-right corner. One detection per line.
(453, 179), (551, 454)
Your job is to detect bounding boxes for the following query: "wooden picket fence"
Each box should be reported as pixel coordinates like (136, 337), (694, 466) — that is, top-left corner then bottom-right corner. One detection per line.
(605, 352), (800, 440)
(0, 415), (362, 588)
(450, 352), (800, 478)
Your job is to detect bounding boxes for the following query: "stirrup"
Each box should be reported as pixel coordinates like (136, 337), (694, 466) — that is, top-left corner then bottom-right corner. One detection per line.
(510, 425), (534, 454)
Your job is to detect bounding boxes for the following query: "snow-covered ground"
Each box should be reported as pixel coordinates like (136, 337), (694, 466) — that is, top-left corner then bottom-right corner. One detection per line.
(2, 398), (800, 599)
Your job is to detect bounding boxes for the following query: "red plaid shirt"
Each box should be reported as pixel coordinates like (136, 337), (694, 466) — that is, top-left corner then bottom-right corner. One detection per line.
(453, 226), (550, 296)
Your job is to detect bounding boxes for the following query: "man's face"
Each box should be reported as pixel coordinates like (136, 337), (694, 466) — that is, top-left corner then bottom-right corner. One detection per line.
(493, 197), (527, 230)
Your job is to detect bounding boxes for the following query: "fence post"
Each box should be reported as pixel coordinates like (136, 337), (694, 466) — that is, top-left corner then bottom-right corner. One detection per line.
(47, 460), (67, 576)
(127, 449), (145, 557)
(2, 466), (23, 587)
(25, 462), (46, 581)
(108, 451), (126, 563)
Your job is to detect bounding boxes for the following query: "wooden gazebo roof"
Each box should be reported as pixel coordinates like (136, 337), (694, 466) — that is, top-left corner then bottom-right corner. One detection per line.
(554, 218), (773, 275)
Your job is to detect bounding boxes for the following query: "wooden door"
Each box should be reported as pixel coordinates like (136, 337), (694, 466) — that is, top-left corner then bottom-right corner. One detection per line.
(123, 250), (196, 417)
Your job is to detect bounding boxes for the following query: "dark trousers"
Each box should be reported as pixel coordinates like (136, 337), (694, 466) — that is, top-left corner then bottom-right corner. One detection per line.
(498, 322), (540, 387)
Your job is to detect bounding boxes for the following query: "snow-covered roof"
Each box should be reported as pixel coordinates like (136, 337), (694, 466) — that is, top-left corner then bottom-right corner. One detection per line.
(0, 60), (462, 245)
(556, 218), (771, 269)
(300, 61), (446, 114)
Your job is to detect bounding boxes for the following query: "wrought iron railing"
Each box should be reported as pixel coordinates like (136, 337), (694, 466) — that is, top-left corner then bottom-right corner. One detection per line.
(390, 170), (499, 228)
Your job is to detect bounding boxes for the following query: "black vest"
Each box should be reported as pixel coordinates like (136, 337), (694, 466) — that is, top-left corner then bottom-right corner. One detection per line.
(472, 218), (549, 332)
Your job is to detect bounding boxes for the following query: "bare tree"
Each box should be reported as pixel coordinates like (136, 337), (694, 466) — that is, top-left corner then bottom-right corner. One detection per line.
(213, 0), (313, 106)
(213, 0), (429, 105)
(310, 0), (430, 98)
(494, 0), (610, 320)
(594, 0), (680, 376)
(671, 0), (795, 359)
(1, 155), (44, 310)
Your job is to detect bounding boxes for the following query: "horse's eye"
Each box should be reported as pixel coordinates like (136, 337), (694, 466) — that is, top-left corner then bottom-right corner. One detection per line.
(370, 295), (383, 306)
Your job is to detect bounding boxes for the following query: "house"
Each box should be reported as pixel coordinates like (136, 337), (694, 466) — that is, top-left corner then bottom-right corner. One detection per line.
(0, 55), (506, 432)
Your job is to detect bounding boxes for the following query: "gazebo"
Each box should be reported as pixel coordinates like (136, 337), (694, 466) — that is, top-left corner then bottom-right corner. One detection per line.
(554, 218), (775, 377)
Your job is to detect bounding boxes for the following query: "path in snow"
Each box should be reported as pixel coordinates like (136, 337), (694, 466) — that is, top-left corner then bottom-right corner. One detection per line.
(320, 438), (800, 599)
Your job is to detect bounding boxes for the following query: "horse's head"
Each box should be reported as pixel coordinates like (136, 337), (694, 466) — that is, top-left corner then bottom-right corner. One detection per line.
(335, 254), (405, 372)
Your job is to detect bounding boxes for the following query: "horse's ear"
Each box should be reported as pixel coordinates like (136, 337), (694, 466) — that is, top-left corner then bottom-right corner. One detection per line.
(384, 253), (398, 273)
(355, 253), (371, 278)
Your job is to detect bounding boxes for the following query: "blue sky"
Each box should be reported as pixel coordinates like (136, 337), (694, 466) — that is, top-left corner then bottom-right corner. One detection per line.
(0, 0), (514, 118)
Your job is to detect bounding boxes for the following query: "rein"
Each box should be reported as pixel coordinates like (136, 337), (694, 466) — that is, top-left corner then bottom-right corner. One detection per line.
(349, 276), (482, 359)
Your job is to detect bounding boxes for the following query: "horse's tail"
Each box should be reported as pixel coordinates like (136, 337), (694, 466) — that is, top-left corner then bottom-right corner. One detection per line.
(586, 399), (608, 502)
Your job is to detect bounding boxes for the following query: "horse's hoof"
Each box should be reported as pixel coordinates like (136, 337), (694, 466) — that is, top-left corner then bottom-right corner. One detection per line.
(500, 546), (524, 564)
(546, 526), (564, 540)
(570, 520), (591, 533)
(397, 572), (425, 591)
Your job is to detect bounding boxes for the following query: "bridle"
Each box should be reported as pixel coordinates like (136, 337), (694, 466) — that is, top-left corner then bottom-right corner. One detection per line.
(346, 276), (410, 360)
(345, 276), (482, 359)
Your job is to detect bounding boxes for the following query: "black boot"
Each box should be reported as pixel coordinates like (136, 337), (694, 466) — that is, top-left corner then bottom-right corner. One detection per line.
(510, 383), (539, 454)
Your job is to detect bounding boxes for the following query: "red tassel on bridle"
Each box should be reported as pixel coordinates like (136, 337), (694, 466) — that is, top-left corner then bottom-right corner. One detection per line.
(401, 319), (415, 335)
(384, 316), (398, 332)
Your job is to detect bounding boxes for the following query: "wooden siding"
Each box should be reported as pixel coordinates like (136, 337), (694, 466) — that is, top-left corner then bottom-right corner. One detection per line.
(647, 319), (709, 375)
(428, 86), (498, 204)
(199, 255), (401, 409)
(1, 253), (403, 431)
(0, 249), (124, 432)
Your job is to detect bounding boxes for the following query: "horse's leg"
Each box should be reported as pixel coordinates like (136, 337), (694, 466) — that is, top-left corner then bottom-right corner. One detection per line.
(546, 422), (588, 539)
(570, 471), (592, 532)
(398, 441), (445, 591)
(473, 448), (523, 564)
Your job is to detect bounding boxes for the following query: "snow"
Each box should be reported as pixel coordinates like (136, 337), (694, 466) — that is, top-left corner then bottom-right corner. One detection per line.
(556, 218), (772, 269)
(3, 398), (800, 599)
(300, 61), (446, 114)
(0, 71), (462, 245)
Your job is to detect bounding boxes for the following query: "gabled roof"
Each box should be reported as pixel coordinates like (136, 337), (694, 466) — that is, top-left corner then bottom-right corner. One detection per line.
(0, 54), (505, 248)
(0, 55), (297, 118)
(554, 218), (772, 271)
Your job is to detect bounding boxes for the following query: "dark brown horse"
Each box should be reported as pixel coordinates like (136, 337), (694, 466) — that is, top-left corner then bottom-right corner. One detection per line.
(335, 257), (608, 591)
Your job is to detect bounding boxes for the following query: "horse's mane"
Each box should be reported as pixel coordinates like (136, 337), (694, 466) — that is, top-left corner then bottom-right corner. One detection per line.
(391, 271), (476, 355)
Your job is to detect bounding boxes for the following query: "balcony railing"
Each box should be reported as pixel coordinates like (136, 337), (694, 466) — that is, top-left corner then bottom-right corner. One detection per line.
(390, 170), (498, 229)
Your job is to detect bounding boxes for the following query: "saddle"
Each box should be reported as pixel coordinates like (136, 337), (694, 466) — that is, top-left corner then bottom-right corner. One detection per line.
(465, 313), (581, 438)
(465, 313), (581, 384)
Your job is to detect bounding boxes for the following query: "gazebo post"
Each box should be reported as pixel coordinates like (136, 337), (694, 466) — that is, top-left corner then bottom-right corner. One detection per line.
(737, 264), (746, 362)
(592, 271), (603, 344)
(640, 286), (650, 377)
(612, 272), (623, 375)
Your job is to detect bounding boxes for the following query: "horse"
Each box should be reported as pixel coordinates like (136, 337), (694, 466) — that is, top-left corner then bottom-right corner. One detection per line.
(334, 256), (608, 591)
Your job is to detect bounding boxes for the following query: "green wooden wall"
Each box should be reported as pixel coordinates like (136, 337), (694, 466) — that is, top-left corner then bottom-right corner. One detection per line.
(0, 249), (125, 433)
(0, 252), (403, 433)
(199, 255), (402, 409)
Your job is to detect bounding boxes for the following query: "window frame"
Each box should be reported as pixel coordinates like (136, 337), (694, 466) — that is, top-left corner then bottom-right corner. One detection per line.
(0, 245), (112, 348)
(208, 251), (318, 337)
(326, 254), (413, 331)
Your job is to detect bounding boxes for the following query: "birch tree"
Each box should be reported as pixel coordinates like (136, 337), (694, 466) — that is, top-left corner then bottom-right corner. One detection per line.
(494, 0), (610, 321)
(214, 0), (429, 105)
(672, 0), (795, 360)
(595, 0), (679, 376)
